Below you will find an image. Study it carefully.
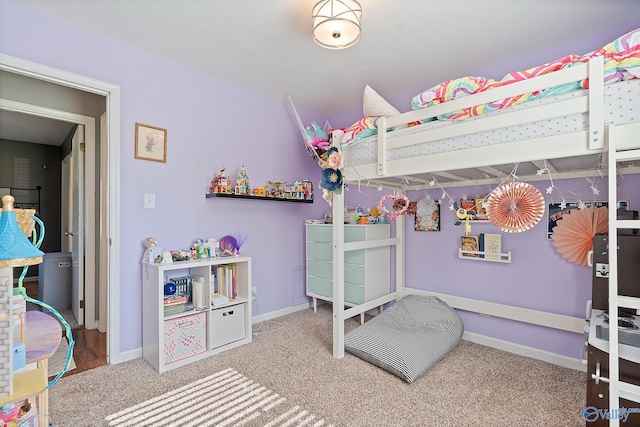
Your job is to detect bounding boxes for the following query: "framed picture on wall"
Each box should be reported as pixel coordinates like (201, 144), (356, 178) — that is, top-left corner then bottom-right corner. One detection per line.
(135, 123), (167, 162)
(414, 195), (440, 231)
(546, 200), (629, 239)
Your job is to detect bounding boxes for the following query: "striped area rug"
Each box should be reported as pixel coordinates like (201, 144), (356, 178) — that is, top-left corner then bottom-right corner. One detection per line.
(105, 368), (333, 427)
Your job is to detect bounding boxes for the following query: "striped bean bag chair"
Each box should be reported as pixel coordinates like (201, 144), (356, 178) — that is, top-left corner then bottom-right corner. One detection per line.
(344, 295), (464, 383)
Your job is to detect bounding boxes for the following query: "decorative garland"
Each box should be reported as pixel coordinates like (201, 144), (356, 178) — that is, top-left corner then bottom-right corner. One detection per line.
(378, 194), (409, 220)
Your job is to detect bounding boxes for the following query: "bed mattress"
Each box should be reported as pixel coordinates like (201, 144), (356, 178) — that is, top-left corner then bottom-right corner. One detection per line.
(342, 79), (640, 169)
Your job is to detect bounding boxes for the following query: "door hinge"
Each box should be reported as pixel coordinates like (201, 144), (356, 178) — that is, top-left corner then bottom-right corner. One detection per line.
(80, 299), (85, 309)
(80, 143), (85, 152)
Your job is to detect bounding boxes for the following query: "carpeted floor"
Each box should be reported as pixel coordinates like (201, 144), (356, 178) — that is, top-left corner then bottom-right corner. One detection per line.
(48, 305), (588, 427)
(48, 338), (76, 378)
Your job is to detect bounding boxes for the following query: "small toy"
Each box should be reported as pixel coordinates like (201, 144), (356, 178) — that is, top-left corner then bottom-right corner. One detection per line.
(203, 238), (219, 258)
(234, 165), (251, 195)
(210, 166), (232, 194)
(160, 251), (173, 264)
(142, 237), (162, 263)
(219, 235), (239, 257)
(164, 283), (177, 295)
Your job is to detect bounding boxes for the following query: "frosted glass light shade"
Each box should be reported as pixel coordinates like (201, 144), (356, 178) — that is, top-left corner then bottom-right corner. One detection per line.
(312, 0), (362, 50)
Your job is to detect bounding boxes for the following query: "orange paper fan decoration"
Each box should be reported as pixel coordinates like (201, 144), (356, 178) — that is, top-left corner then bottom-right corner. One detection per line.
(551, 205), (608, 266)
(486, 182), (545, 233)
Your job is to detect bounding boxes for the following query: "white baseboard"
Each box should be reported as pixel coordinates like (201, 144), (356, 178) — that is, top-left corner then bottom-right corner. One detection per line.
(252, 301), (313, 324)
(109, 347), (142, 365)
(463, 331), (586, 372)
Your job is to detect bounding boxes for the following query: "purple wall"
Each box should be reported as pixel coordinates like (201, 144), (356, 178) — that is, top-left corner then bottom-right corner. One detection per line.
(0, 0), (327, 354)
(2, 0), (639, 360)
(404, 176), (640, 358)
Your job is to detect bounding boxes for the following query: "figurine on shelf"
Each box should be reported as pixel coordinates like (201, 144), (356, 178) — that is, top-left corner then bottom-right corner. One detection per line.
(219, 235), (239, 257)
(269, 180), (286, 198)
(142, 237), (162, 263)
(234, 165), (251, 195)
(210, 166), (231, 194)
(203, 238), (219, 258)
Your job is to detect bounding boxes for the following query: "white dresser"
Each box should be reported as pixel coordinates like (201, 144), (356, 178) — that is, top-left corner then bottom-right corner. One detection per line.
(305, 224), (390, 314)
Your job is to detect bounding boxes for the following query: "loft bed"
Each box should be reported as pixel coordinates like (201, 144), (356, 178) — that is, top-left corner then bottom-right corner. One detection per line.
(312, 28), (640, 393)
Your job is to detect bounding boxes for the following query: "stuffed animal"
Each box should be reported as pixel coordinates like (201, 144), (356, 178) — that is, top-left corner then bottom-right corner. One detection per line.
(142, 237), (159, 263)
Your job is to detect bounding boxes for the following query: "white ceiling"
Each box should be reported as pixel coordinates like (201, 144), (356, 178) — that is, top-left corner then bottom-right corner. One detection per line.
(0, 108), (75, 145)
(6, 0), (640, 117)
(3, 0), (640, 149)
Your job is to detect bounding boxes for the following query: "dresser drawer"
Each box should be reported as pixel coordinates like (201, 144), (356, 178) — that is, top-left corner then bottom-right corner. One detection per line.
(307, 259), (365, 284)
(307, 276), (365, 304)
(307, 242), (365, 264)
(306, 225), (365, 243)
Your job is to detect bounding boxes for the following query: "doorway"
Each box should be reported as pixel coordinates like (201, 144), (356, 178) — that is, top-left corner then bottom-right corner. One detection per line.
(1, 103), (106, 375)
(0, 52), (122, 366)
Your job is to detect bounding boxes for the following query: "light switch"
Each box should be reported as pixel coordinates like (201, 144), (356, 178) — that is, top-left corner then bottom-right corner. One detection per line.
(144, 193), (156, 209)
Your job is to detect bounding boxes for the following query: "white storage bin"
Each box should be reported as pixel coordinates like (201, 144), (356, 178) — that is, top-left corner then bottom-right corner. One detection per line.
(210, 304), (245, 349)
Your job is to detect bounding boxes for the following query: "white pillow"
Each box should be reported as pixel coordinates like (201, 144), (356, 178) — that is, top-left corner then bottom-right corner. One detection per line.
(363, 85), (400, 117)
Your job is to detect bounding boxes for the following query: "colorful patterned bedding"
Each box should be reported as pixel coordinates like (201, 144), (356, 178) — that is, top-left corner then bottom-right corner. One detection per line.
(340, 27), (640, 147)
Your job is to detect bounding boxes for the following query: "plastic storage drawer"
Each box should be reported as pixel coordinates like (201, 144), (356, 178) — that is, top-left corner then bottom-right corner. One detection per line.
(163, 312), (207, 365)
(210, 304), (246, 349)
(38, 252), (72, 311)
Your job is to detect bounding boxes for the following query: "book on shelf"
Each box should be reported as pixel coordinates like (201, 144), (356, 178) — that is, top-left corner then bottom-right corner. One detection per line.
(459, 198), (477, 215)
(212, 264), (237, 301)
(474, 196), (488, 220)
(164, 302), (194, 317)
(211, 293), (230, 307)
(460, 197), (488, 220)
(483, 233), (502, 260)
(461, 235), (480, 257)
(191, 276), (206, 309)
(168, 275), (193, 299)
(163, 295), (187, 305)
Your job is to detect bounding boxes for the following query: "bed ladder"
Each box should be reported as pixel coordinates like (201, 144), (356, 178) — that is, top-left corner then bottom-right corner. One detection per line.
(605, 123), (640, 427)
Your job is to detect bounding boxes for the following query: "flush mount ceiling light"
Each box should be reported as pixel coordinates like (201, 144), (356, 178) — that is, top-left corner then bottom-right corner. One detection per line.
(312, 0), (362, 50)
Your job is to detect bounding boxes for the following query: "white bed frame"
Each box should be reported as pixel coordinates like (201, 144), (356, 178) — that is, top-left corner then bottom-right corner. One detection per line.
(328, 56), (640, 423)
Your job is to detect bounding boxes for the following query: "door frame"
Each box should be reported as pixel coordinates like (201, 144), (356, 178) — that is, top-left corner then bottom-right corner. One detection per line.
(0, 53), (122, 364)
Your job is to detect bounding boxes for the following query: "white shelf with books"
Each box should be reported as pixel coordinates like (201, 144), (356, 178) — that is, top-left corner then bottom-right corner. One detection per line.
(459, 233), (511, 263)
(142, 256), (252, 372)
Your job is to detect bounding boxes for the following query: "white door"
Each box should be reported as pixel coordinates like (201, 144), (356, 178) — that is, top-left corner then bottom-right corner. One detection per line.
(70, 125), (85, 326)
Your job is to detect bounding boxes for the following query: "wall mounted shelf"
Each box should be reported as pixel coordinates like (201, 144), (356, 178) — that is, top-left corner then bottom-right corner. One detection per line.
(458, 249), (512, 263)
(206, 193), (313, 203)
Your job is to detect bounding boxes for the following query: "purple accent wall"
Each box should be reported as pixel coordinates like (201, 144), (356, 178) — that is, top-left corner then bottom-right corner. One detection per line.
(404, 176), (640, 358)
(2, 0), (639, 360)
(0, 0), (327, 353)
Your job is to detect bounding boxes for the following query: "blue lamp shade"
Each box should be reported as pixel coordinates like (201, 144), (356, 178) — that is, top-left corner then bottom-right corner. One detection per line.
(0, 195), (44, 268)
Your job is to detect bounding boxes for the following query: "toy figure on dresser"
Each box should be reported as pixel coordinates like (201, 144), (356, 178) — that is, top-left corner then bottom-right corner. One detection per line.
(234, 165), (251, 195)
(142, 237), (163, 263)
(210, 166), (231, 194)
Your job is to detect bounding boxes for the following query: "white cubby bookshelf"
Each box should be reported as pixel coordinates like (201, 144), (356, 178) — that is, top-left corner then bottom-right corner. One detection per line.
(142, 256), (252, 373)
